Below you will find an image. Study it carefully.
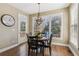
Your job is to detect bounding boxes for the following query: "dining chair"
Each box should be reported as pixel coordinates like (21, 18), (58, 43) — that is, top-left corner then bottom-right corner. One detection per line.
(43, 34), (53, 56)
(26, 34), (44, 56)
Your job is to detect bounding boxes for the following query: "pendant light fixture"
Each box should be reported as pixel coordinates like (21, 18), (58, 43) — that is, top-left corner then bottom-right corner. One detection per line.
(36, 3), (42, 25)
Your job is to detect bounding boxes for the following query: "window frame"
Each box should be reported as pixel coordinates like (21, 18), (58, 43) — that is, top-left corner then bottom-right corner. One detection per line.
(32, 13), (63, 40)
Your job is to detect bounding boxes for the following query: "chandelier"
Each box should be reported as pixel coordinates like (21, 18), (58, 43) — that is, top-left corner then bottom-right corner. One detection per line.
(36, 3), (42, 25)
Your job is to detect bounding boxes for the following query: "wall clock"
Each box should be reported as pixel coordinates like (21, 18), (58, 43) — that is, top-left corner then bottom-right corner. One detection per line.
(1, 14), (15, 27)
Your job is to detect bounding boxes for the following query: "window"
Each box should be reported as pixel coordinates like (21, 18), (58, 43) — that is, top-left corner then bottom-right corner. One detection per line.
(32, 13), (63, 39)
(18, 14), (28, 37)
(20, 21), (26, 31)
(19, 14), (27, 32)
(42, 16), (50, 38)
(51, 15), (61, 37)
(70, 4), (78, 49)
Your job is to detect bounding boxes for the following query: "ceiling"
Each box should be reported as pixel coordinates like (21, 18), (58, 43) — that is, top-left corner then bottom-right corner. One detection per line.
(9, 3), (70, 14)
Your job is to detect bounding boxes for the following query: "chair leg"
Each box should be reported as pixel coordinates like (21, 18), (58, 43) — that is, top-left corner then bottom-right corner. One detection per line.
(28, 46), (30, 56)
(43, 47), (44, 56)
(41, 47), (44, 56)
(36, 49), (38, 56)
(49, 46), (51, 56)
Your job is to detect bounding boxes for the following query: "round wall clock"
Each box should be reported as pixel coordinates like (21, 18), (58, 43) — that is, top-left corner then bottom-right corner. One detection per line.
(1, 14), (15, 27)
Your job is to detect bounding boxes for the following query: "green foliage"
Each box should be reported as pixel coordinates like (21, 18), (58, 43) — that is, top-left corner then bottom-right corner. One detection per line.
(43, 22), (49, 33)
(42, 18), (61, 36)
(20, 21), (26, 31)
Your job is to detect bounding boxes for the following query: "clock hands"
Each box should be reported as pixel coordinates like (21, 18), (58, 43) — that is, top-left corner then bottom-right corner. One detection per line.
(9, 17), (11, 21)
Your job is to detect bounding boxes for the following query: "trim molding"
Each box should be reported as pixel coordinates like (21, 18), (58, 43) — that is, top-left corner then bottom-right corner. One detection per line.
(68, 45), (78, 56)
(52, 42), (68, 47)
(52, 42), (78, 56)
(0, 44), (19, 53)
(0, 41), (27, 53)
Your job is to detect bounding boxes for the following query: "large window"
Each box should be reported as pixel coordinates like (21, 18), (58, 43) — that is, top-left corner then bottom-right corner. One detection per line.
(70, 4), (78, 49)
(51, 15), (61, 37)
(42, 16), (50, 38)
(18, 14), (28, 37)
(32, 13), (63, 39)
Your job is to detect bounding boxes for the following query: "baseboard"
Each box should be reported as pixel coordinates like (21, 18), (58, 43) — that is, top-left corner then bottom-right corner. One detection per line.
(52, 42), (78, 56)
(68, 45), (78, 56)
(0, 44), (19, 53)
(18, 41), (27, 46)
(52, 42), (68, 47)
(0, 41), (27, 53)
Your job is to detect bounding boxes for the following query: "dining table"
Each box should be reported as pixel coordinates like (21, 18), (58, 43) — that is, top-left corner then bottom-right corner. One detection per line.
(28, 34), (48, 56)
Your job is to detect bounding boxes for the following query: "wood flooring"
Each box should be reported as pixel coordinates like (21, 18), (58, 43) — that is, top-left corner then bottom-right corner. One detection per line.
(0, 43), (73, 56)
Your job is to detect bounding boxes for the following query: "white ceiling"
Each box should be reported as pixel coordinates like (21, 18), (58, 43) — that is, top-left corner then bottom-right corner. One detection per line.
(9, 3), (70, 14)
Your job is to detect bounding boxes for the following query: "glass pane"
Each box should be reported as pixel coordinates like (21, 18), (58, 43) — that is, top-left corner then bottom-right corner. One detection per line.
(42, 20), (49, 38)
(32, 13), (62, 38)
(51, 15), (61, 37)
(20, 21), (26, 31)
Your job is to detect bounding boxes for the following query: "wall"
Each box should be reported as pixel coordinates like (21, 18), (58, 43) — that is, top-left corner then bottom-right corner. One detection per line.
(0, 4), (29, 49)
(29, 8), (69, 44)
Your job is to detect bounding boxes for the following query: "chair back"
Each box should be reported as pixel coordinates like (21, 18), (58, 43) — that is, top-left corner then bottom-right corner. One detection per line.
(26, 33), (37, 47)
(26, 33), (30, 44)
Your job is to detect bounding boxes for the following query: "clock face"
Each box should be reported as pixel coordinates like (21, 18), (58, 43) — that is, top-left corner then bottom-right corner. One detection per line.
(1, 14), (15, 27)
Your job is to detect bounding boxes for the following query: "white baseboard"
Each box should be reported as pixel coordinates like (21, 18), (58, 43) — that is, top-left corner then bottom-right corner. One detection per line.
(0, 41), (27, 53)
(68, 45), (78, 56)
(52, 43), (78, 56)
(52, 42), (68, 47)
(0, 44), (19, 53)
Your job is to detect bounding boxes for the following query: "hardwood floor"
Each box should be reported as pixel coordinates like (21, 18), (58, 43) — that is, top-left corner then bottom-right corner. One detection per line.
(0, 43), (73, 56)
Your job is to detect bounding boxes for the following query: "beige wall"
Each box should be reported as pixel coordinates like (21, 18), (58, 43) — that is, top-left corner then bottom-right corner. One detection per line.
(0, 4), (29, 49)
(29, 8), (69, 44)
